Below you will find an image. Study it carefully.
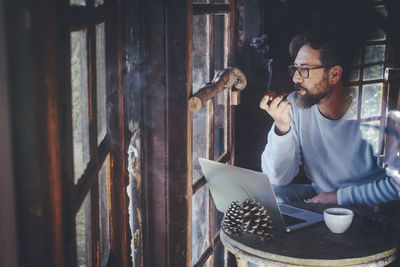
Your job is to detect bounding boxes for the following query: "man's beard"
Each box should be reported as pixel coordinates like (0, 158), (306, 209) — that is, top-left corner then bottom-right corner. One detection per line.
(294, 77), (332, 109)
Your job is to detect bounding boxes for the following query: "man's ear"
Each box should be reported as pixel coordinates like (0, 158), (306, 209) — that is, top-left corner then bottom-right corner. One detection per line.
(329, 65), (343, 84)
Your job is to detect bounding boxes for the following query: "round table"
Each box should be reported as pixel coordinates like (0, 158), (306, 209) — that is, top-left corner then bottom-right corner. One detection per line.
(220, 203), (399, 267)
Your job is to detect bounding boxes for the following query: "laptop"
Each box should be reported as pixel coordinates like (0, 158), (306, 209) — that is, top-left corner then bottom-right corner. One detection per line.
(198, 158), (324, 232)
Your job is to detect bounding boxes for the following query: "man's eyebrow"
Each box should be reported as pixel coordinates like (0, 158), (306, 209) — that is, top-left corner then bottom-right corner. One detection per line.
(294, 63), (309, 67)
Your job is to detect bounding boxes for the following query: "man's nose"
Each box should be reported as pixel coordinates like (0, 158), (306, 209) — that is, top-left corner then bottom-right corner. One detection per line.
(292, 70), (304, 83)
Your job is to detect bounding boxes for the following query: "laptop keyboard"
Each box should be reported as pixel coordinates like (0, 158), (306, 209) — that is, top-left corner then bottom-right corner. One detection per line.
(279, 204), (303, 215)
(282, 214), (306, 226)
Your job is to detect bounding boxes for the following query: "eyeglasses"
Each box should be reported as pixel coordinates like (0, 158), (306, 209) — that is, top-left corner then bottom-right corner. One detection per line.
(288, 65), (329, 79)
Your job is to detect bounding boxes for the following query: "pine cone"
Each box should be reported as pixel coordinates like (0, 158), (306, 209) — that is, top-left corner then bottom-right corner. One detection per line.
(240, 199), (273, 240)
(222, 199), (273, 240)
(222, 201), (243, 236)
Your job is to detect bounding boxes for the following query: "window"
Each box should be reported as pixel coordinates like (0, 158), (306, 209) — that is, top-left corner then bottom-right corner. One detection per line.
(191, 1), (234, 266)
(347, 4), (390, 157)
(68, 1), (128, 266)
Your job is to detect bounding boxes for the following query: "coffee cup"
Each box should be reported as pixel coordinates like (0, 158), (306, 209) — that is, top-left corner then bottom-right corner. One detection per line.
(323, 207), (354, 234)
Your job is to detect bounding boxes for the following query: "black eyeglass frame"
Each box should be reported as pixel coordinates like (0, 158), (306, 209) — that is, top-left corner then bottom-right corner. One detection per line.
(288, 65), (330, 78)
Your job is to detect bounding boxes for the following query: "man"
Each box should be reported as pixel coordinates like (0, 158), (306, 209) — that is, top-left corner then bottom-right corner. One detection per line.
(259, 31), (399, 207)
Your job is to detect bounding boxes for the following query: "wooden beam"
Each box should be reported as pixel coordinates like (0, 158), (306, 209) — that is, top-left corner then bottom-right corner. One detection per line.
(0, 0), (18, 265)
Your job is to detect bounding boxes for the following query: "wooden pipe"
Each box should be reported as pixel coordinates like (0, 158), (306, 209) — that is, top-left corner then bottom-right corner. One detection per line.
(189, 67), (247, 112)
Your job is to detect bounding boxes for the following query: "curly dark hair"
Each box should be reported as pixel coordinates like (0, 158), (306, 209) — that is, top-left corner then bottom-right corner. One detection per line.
(289, 31), (355, 82)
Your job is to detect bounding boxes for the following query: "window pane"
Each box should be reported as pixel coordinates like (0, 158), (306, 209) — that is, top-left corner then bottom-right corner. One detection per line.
(193, 15), (210, 94)
(215, 0), (228, 3)
(96, 23), (107, 145)
(361, 121), (380, 155)
(361, 83), (382, 118)
(363, 45), (385, 81)
(214, 14), (226, 72)
(192, 185), (210, 265)
(346, 86), (359, 120)
(349, 68), (360, 82)
(99, 155), (111, 266)
(76, 192), (92, 267)
(213, 91), (227, 160)
(202, 256), (212, 267)
(213, 201), (223, 237)
(70, 0), (86, 6)
(95, 0), (104, 6)
(193, 103), (209, 182)
(71, 30), (90, 182)
(214, 244), (225, 267)
(193, 0), (209, 3)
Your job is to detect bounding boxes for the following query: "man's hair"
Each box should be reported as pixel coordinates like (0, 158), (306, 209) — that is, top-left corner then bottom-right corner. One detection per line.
(289, 31), (354, 82)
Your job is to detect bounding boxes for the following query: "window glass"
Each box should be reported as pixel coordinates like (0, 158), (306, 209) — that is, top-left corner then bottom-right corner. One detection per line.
(192, 185), (210, 265)
(363, 45), (385, 81)
(71, 30), (90, 182)
(95, 0), (104, 6)
(76, 192), (92, 267)
(193, 103), (209, 182)
(214, 14), (225, 73)
(96, 23), (107, 145)
(215, 0), (228, 3)
(213, 201), (223, 236)
(193, 0), (209, 3)
(213, 91), (227, 160)
(99, 155), (111, 266)
(202, 257), (211, 267)
(361, 83), (382, 118)
(70, 0), (86, 6)
(193, 15), (210, 94)
(361, 121), (380, 154)
(346, 86), (359, 120)
(213, 244), (225, 267)
(349, 68), (360, 82)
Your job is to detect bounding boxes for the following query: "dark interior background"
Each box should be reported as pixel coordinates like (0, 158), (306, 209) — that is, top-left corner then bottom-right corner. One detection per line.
(234, 0), (400, 174)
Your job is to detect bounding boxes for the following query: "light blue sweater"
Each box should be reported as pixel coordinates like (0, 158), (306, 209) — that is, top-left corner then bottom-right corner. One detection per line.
(261, 93), (399, 206)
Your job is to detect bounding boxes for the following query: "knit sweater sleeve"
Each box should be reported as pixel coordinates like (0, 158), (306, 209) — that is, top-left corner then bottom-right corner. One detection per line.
(261, 123), (301, 185)
(337, 175), (400, 206)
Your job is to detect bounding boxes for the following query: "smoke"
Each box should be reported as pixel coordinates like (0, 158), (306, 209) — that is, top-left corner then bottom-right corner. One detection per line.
(249, 34), (274, 90)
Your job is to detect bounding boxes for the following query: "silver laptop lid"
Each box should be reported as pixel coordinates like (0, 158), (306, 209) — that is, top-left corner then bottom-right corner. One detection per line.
(198, 158), (287, 231)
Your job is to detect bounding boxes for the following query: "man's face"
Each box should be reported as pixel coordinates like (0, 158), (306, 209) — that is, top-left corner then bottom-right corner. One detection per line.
(292, 45), (333, 108)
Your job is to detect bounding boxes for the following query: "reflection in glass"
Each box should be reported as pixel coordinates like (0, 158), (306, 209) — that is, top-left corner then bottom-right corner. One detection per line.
(70, 0), (86, 5)
(214, 244), (225, 267)
(361, 121), (380, 155)
(96, 23), (107, 145)
(95, 0), (104, 6)
(193, 103), (209, 182)
(71, 30), (90, 183)
(192, 185), (210, 265)
(213, 201), (224, 237)
(346, 86), (359, 120)
(361, 83), (382, 119)
(76, 192), (92, 267)
(213, 91), (227, 159)
(193, 15), (210, 94)
(99, 155), (111, 266)
(214, 14), (226, 72)
(202, 257), (211, 267)
(349, 68), (360, 82)
(363, 45), (385, 81)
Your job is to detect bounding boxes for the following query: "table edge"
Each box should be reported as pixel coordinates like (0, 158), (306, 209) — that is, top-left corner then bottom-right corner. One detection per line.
(220, 231), (397, 266)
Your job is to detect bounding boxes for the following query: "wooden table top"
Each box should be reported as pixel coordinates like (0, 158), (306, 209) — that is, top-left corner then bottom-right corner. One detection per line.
(221, 203), (399, 266)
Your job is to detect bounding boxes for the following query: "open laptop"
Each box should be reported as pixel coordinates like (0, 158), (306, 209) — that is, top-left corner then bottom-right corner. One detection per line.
(198, 158), (324, 232)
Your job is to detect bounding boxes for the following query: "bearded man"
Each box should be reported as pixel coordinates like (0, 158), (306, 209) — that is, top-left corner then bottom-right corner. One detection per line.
(259, 31), (399, 207)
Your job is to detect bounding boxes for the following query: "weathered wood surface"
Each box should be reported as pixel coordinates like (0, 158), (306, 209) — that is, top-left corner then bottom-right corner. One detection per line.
(189, 67), (247, 111)
(221, 203), (399, 266)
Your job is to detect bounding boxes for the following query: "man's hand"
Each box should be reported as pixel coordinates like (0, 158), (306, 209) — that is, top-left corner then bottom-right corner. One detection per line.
(260, 93), (292, 135)
(306, 192), (338, 204)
